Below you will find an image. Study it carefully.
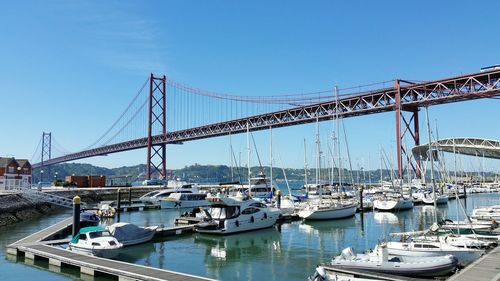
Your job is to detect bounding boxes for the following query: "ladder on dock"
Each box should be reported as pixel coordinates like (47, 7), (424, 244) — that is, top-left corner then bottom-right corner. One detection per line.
(16, 188), (86, 208)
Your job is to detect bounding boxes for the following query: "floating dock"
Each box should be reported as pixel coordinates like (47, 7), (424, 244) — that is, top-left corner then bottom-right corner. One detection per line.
(447, 245), (500, 281)
(6, 217), (215, 281)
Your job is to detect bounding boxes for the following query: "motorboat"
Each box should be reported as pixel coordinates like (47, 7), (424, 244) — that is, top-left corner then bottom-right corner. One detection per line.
(472, 205), (500, 220)
(195, 192), (281, 235)
(68, 226), (122, 258)
(309, 265), (383, 281)
(228, 172), (276, 199)
(373, 193), (413, 211)
(107, 222), (157, 246)
(385, 239), (484, 266)
(159, 192), (209, 209)
(328, 245), (457, 277)
(80, 211), (100, 227)
(97, 204), (116, 218)
(438, 218), (497, 233)
(297, 200), (357, 220)
(139, 184), (198, 204)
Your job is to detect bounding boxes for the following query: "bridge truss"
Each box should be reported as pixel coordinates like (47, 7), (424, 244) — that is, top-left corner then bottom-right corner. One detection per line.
(33, 69), (500, 179)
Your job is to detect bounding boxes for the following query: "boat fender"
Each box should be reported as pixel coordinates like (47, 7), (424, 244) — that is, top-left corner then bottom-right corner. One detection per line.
(250, 216), (254, 223)
(263, 213), (267, 219)
(235, 220), (239, 227)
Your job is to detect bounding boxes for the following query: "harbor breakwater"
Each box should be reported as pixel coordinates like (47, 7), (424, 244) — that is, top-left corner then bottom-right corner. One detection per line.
(0, 186), (162, 227)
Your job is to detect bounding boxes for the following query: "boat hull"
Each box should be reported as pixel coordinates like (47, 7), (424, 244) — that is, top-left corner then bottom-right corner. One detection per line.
(373, 199), (413, 211)
(386, 243), (483, 266)
(298, 205), (357, 220)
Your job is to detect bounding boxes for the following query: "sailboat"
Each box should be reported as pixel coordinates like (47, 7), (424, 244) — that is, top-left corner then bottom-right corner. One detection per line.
(384, 108), (485, 266)
(297, 103), (357, 220)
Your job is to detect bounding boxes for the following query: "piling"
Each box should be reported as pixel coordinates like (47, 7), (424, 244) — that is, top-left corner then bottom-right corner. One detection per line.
(72, 196), (81, 236)
(359, 185), (364, 212)
(276, 190), (281, 209)
(116, 188), (121, 212)
(128, 188), (132, 204)
(463, 184), (467, 198)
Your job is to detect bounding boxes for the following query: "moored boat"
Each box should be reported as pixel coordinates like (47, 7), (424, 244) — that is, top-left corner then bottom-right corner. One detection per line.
(68, 226), (122, 258)
(107, 222), (157, 246)
(195, 193), (281, 235)
(159, 192), (209, 209)
(328, 245), (458, 277)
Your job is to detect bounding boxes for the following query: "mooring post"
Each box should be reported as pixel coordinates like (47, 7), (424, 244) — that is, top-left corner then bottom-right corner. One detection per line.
(72, 196), (81, 236)
(128, 187), (132, 205)
(117, 188), (121, 213)
(276, 190), (281, 209)
(359, 185), (364, 212)
(463, 184), (467, 198)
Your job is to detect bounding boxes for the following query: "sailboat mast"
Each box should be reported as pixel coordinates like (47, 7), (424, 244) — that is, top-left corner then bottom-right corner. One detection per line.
(304, 138), (308, 188)
(247, 122), (251, 197)
(230, 133), (234, 182)
(269, 126), (273, 191)
(425, 107), (438, 222)
(316, 118), (320, 186)
(335, 86), (342, 189)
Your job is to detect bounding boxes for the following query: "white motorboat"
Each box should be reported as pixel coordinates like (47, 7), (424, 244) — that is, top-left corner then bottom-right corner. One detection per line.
(195, 192), (281, 235)
(229, 172), (276, 199)
(68, 226), (122, 258)
(373, 193), (413, 211)
(139, 185), (197, 204)
(107, 222), (157, 246)
(439, 218), (497, 233)
(298, 200), (357, 220)
(328, 245), (458, 277)
(472, 205), (500, 220)
(385, 240), (484, 266)
(159, 192), (209, 209)
(309, 265), (383, 281)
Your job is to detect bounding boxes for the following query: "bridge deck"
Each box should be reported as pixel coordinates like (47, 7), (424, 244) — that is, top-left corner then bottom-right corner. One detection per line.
(447, 245), (500, 281)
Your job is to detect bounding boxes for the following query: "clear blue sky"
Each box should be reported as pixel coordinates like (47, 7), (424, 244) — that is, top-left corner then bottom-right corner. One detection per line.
(1, 0), (499, 172)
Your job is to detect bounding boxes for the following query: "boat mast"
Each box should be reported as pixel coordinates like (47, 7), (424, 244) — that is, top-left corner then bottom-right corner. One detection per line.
(425, 106), (438, 222)
(335, 86), (342, 190)
(269, 126), (273, 192)
(304, 138), (308, 189)
(230, 132), (234, 182)
(316, 118), (320, 186)
(247, 122), (251, 197)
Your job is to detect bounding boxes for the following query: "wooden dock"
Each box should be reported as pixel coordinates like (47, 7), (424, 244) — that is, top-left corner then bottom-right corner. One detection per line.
(447, 245), (500, 281)
(6, 216), (216, 281)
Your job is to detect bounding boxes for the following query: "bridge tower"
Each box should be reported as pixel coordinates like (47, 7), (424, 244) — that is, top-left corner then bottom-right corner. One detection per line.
(40, 132), (52, 184)
(394, 80), (422, 180)
(146, 74), (167, 180)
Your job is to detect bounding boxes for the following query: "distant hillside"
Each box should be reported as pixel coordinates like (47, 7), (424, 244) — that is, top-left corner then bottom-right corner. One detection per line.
(31, 162), (497, 184)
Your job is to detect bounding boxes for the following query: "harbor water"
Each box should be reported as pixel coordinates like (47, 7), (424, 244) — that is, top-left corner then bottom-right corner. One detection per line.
(1, 193), (499, 281)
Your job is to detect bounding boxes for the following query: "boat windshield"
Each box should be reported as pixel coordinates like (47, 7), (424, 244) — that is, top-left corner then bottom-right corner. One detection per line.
(208, 206), (240, 219)
(89, 231), (112, 239)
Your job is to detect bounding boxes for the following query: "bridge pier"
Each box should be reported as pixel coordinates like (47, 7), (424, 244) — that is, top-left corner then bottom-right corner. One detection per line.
(146, 74), (167, 180)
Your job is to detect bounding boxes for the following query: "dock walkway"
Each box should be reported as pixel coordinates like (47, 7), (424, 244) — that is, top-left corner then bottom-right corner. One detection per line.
(447, 246), (500, 281)
(6, 216), (215, 281)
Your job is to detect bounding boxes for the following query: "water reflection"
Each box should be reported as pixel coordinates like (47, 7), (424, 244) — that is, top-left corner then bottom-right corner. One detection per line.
(373, 212), (399, 224)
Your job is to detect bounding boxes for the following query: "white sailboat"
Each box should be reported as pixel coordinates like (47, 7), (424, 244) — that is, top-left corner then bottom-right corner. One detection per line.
(384, 108), (485, 266)
(297, 116), (356, 220)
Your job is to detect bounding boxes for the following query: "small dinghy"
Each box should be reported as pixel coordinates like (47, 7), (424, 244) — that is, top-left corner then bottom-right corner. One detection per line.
(80, 211), (100, 227)
(329, 244), (458, 277)
(107, 222), (158, 246)
(68, 226), (122, 258)
(309, 265), (382, 281)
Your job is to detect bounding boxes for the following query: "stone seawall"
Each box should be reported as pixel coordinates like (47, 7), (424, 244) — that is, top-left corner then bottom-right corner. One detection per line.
(0, 186), (163, 227)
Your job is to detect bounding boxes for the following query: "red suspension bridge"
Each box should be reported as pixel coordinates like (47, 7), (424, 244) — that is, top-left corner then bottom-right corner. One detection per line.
(31, 68), (500, 180)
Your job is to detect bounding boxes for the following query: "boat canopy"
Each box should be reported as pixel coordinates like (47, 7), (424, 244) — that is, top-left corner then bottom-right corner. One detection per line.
(71, 226), (106, 244)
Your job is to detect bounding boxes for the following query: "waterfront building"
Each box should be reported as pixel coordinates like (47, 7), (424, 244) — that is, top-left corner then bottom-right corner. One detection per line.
(0, 157), (32, 190)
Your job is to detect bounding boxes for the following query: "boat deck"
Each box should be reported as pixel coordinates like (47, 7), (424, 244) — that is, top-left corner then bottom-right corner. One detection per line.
(320, 265), (433, 281)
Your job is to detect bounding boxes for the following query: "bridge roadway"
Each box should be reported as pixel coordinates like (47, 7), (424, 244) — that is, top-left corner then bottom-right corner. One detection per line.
(33, 68), (500, 168)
